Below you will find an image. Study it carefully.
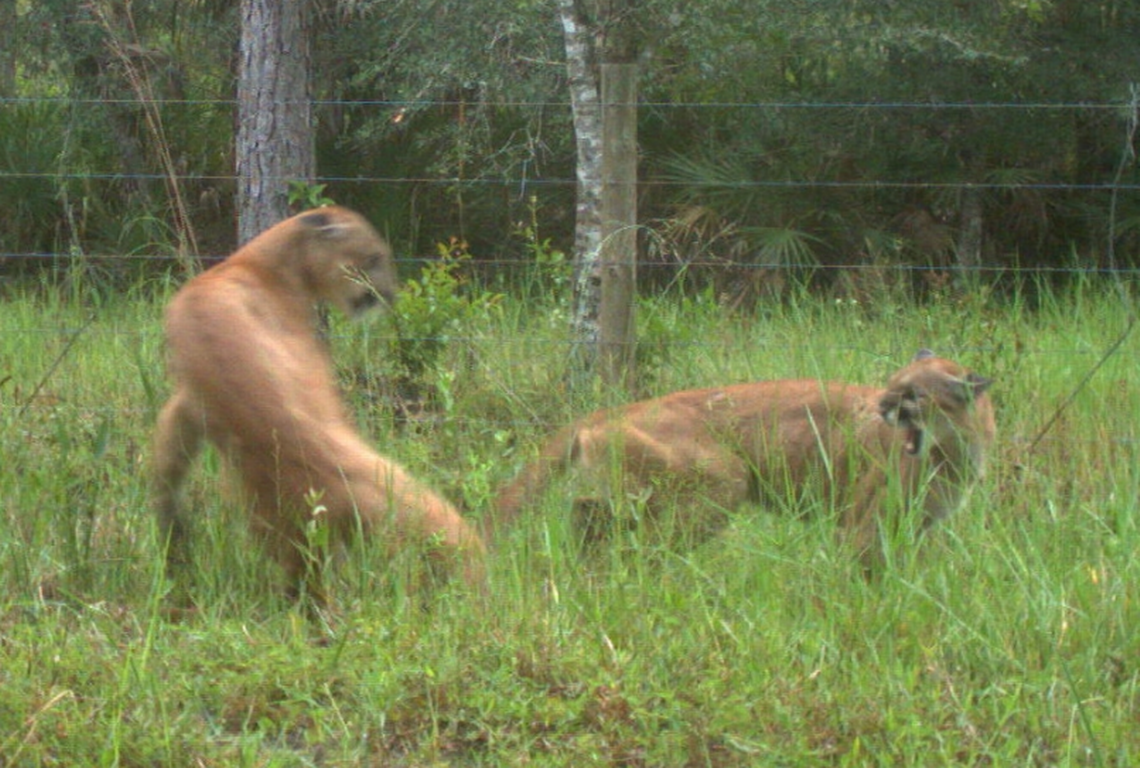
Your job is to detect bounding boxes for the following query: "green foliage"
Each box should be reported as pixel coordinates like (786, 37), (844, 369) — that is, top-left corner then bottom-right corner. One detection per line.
(286, 181), (336, 211)
(741, 225), (823, 268)
(3, 279), (1140, 763)
(642, 0), (1140, 275)
(389, 239), (503, 383)
(313, 0), (572, 258)
(0, 101), (67, 253)
(6, 0), (1140, 279)
(513, 194), (573, 296)
(1, 275), (1140, 762)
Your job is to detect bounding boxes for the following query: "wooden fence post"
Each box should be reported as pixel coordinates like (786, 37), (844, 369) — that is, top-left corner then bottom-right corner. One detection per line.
(598, 62), (638, 392)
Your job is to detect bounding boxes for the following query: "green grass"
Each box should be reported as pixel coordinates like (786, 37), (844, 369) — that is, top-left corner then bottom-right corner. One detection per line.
(1, 273), (1138, 766)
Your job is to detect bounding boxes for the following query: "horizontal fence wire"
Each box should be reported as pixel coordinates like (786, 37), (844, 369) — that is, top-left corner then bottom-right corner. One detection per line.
(2, 97), (1134, 251)
(5, 256), (1140, 276)
(1, 172), (1137, 192)
(2, 98), (1136, 262)
(2, 95), (1136, 452)
(0, 96), (1130, 109)
(0, 316), (1132, 449)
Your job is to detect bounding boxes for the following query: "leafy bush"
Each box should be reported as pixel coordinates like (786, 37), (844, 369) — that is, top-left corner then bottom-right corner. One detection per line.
(390, 238), (503, 385)
(0, 101), (68, 254)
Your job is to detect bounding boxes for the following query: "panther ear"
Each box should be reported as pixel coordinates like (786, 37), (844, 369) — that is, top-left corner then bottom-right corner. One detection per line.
(966, 372), (992, 398)
(948, 372), (992, 403)
(299, 209), (355, 240)
(298, 210), (331, 228)
(317, 222), (354, 240)
(912, 349), (936, 362)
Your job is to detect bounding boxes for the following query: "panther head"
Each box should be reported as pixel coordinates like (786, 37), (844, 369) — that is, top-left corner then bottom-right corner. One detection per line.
(879, 349), (993, 456)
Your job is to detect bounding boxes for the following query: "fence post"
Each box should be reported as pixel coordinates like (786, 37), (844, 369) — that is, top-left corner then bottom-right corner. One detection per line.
(598, 62), (638, 393)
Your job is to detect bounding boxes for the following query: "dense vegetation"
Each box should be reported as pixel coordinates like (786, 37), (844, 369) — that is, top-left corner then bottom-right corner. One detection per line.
(2, 2), (1138, 764)
(0, 273), (1137, 764)
(1, 1), (1138, 288)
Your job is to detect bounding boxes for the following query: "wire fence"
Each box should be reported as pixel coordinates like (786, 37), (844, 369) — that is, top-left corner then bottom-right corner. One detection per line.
(1, 95), (1137, 455)
(2, 95), (1138, 261)
(1, 94), (1135, 272)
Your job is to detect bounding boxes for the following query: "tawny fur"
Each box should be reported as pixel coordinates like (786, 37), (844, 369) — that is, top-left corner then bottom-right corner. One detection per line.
(152, 207), (485, 606)
(492, 352), (994, 565)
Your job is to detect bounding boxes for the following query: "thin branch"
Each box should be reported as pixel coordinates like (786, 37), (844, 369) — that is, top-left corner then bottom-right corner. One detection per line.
(1023, 85), (1139, 456)
(16, 314), (97, 420)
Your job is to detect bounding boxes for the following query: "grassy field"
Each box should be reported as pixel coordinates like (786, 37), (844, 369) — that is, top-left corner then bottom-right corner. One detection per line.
(1, 272), (1137, 766)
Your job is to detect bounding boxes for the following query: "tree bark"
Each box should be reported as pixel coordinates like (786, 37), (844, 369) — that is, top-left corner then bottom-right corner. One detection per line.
(236, 0), (314, 245)
(558, 0), (639, 392)
(0, 0), (14, 97)
(557, 0), (604, 385)
(956, 184), (984, 288)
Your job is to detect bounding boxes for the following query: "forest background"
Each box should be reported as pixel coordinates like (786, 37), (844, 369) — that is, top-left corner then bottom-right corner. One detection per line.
(1, 0), (1137, 292)
(2, 1), (1140, 765)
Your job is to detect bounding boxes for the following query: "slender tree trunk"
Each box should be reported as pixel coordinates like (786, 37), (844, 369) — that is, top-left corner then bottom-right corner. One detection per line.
(558, 0), (639, 392)
(557, 0), (604, 384)
(0, 0), (14, 96)
(236, 0), (314, 244)
(956, 185), (984, 288)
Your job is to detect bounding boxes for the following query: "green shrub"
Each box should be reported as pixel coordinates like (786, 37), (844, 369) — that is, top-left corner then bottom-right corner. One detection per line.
(390, 238), (503, 390)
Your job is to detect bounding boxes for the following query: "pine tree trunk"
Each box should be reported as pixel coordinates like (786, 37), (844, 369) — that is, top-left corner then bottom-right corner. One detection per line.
(236, 0), (314, 245)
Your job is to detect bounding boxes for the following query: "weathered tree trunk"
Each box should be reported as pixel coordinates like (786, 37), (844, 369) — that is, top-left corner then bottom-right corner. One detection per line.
(236, 0), (314, 245)
(558, 0), (639, 392)
(0, 0), (14, 97)
(956, 185), (984, 288)
(556, 0), (604, 385)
